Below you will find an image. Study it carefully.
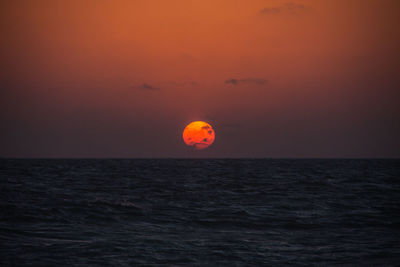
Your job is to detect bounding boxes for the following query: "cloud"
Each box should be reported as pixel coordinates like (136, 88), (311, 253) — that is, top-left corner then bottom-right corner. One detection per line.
(225, 78), (268, 86)
(137, 83), (160, 91)
(260, 7), (281, 15)
(260, 2), (306, 16)
(225, 78), (239, 85)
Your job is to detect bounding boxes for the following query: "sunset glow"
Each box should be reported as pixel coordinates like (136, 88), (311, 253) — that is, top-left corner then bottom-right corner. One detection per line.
(1, 0), (399, 158)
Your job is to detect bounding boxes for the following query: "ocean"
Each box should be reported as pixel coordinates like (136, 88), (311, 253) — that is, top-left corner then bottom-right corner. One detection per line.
(1, 159), (399, 266)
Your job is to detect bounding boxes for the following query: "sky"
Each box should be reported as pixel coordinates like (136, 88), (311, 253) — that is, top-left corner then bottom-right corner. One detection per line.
(1, 0), (399, 158)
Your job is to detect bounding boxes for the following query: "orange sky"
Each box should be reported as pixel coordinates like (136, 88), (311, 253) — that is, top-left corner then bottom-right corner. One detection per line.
(1, 0), (399, 157)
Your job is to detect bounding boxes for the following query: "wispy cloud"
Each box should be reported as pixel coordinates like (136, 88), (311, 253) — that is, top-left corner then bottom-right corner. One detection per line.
(135, 83), (160, 91)
(260, 2), (306, 16)
(225, 78), (268, 86)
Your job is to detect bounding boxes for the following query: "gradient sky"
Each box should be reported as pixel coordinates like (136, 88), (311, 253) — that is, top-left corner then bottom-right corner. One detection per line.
(1, 0), (399, 158)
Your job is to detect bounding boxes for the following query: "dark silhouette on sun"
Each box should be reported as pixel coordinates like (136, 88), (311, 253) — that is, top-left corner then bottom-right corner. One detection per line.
(183, 121), (215, 150)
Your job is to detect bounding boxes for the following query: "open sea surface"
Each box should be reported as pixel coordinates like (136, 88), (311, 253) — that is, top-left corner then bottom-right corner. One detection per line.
(1, 159), (399, 266)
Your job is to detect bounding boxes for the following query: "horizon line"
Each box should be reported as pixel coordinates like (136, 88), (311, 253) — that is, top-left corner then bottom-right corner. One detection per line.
(1, 157), (399, 160)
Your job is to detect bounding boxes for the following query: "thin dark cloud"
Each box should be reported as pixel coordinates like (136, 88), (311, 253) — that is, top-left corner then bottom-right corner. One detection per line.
(260, 2), (306, 16)
(225, 78), (268, 86)
(225, 78), (239, 85)
(260, 7), (281, 15)
(137, 83), (160, 91)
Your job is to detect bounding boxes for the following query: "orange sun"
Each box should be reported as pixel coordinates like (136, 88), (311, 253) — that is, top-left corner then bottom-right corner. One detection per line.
(183, 121), (215, 150)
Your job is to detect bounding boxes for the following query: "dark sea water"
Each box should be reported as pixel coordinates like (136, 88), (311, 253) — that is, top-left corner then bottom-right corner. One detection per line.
(1, 159), (399, 266)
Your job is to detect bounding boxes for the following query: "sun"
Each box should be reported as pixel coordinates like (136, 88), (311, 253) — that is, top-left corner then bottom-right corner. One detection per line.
(183, 121), (215, 150)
